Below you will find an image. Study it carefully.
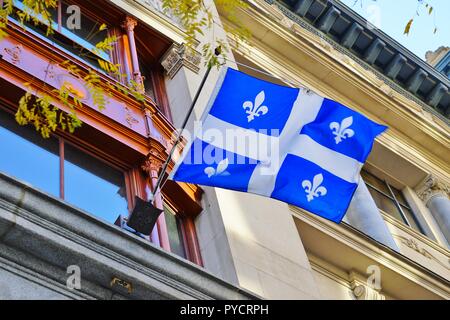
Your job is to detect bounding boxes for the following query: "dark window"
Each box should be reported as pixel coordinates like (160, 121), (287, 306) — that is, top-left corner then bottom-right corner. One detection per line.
(140, 60), (156, 101)
(361, 170), (425, 234)
(164, 205), (186, 258)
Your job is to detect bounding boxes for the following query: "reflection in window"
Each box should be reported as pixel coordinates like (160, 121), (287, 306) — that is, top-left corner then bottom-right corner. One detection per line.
(0, 107), (128, 223)
(64, 144), (128, 223)
(164, 206), (186, 258)
(361, 170), (425, 234)
(12, 0), (110, 67)
(0, 111), (60, 196)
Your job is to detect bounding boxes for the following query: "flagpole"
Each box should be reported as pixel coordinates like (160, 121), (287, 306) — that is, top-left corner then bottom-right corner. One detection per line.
(150, 64), (213, 200)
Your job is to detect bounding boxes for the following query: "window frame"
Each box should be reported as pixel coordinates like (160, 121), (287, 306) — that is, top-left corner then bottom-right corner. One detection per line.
(161, 192), (203, 266)
(362, 170), (426, 234)
(11, 0), (113, 67)
(0, 104), (132, 219)
(163, 202), (188, 259)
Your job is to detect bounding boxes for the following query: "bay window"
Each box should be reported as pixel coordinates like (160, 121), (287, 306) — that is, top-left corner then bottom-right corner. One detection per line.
(1, 0), (200, 263)
(0, 106), (202, 264)
(11, 0), (111, 67)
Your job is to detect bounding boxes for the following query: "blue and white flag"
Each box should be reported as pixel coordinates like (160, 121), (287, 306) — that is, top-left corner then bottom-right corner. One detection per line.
(170, 68), (387, 223)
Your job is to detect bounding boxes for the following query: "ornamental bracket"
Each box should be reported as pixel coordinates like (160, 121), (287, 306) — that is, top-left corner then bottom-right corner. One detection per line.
(160, 43), (201, 79)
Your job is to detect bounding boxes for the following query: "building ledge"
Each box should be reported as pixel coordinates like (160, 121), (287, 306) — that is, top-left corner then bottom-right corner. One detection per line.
(290, 206), (450, 300)
(0, 172), (257, 300)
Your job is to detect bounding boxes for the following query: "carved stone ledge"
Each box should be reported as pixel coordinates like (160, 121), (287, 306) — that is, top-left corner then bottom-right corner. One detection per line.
(160, 44), (201, 79)
(415, 174), (450, 204)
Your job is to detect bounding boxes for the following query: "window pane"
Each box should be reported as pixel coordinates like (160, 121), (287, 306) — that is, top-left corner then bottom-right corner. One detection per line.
(401, 206), (424, 234)
(366, 186), (405, 221)
(361, 170), (390, 195)
(64, 144), (127, 223)
(61, 1), (110, 60)
(0, 110), (59, 196)
(164, 206), (186, 258)
(391, 187), (409, 207)
(139, 59), (156, 101)
(12, 0), (109, 67)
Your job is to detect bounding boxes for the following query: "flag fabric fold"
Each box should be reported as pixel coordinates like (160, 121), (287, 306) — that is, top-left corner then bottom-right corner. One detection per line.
(170, 67), (387, 223)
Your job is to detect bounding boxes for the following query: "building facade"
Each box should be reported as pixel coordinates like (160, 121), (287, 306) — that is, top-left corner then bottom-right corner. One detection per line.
(427, 46), (450, 80)
(0, 0), (448, 300)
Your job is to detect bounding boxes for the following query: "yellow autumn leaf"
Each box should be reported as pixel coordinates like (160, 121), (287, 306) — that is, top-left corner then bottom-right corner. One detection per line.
(404, 18), (413, 35)
(99, 23), (107, 31)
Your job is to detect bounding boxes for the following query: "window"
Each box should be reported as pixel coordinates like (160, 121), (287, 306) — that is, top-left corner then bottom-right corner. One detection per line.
(64, 143), (128, 223)
(361, 170), (425, 234)
(163, 205), (187, 259)
(139, 58), (156, 102)
(11, 0), (110, 67)
(0, 108), (128, 223)
(0, 111), (60, 197)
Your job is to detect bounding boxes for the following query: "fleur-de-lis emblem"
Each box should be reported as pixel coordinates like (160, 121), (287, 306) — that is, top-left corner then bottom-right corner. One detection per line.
(243, 91), (269, 122)
(329, 116), (355, 144)
(302, 174), (328, 202)
(204, 158), (230, 178)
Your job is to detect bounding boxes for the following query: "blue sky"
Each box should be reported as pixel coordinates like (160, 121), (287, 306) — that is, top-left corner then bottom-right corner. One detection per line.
(339, 0), (450, 61)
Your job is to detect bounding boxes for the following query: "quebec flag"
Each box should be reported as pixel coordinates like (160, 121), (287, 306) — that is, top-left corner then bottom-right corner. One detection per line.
(170, 68), (387, 223)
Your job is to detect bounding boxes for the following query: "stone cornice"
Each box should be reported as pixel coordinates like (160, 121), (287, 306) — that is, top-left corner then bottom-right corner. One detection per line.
(219, 1), (450, 178)
(237, 0), (450, 125)
(380, 210), (450, 257)
(108, 0), (186, 45)
(270, 0), (449, 120)
(416, 175), (450, 204)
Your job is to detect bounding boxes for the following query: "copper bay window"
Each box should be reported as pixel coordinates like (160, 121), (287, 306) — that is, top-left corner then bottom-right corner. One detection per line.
(0, 105), (202, 264)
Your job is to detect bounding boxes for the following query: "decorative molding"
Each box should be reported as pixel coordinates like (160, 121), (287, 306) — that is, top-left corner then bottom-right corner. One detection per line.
(415, 174), (450, 204)
(141, 0), (182, 27)
(141, 148), (165, 178)
(291, 207), (450, 298)
(160, 44), (201, 79)
(380, 210), (449, 257)
(261, 0), (449, 123)
(308, 255), (352, 289)
(3, 44), (22, 65)
(393, 234), (450, 271)
(125, 106), (139, 128)
(121, 16), (138, 32)
(349, 271), (385, 300)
